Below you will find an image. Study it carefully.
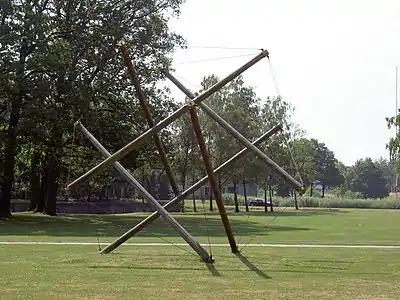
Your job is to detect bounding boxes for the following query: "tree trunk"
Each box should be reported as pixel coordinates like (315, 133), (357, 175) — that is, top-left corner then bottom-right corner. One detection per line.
(209, 189), (213, 212)
(192, 192), (197, 212)
(218, 179), (223, 196)
(0, 42), (28, 218)
(264, 178), (268, 212)
(0, 97), (22, 218)
(294, 190), (299, 210)
(191, 173), (196, 212)
(310, 183), (313, 197)
(181, 182), (185, 213)
(35, 159), (48, 213)
(243, 177), (249, 212)
(180, 141), (190, 213)
(29, 151), (41, 211)
(0, 131), (17, 217)
(268, 177), (274, 212)
(181, 197), (185, 212)
(43, 152), (60, 216)
(233, 180), (239, 213)
(321, 183), (325, 198)
(141, 168), (146, 212)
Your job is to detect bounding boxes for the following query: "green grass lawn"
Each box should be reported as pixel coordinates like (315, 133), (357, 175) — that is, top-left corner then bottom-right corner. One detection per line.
(1, 208), (400, 299)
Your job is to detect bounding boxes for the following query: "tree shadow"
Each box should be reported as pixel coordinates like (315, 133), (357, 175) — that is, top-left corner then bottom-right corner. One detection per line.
(281, 263), (350, 271)
(304, 260), (355, 264)
(263, 268), (390, 276)
(0, 212), (311, 239)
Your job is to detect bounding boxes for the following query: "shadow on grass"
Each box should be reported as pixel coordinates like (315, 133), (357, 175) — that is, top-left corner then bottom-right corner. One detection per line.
(282, 262), (350, 271)
(235, 252), (271, 279)
(95, 249), (270, 278)
(264, 269), (390, 276)
(0, 212), (312, 239)
(88, 263), (223, 276)
(206, 263), (221, 276)
(304, 260), (355, 264)
(87, 259), (386, 277)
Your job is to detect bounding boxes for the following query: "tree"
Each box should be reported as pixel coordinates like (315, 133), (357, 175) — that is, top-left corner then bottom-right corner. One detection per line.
(311, 139), (344, 197)
(328, 161), (350, 198)
(0, 0), (186, 217)
(374, 157), (394, 193)
(346, 158), (389, 199)
(238, 95), (307, 211)
(223, 76), (260, 212)
(193, 74), (261, 212)
(253, 96), (303, 202)
(288, 138), (317, 187)
(0, 0), (49, 217)
(170, 103), (200, 212)
(288, 138), (317, 208)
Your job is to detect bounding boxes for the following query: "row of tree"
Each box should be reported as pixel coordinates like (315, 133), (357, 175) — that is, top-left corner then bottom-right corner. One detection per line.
(0, 1), (396, 218)
(172, 74), (394, 204)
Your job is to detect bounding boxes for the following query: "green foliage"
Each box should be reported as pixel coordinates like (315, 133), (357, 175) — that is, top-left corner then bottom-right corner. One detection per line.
(305, 188), (322, 198)
(345, 158), (389, 199)
(0, 0), (187, 214)
(287, 138), (317, 186)
(274, 196), (400, 209)
(312, 139), (344, 193)
(373, 157), (394, 192)
(329, 187), (364, 199)
(221, 193), (257, 206)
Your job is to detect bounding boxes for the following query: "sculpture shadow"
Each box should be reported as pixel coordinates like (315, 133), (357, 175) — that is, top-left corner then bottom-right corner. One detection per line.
(235, 252), (271, 279)
(88, 261), (222, 277)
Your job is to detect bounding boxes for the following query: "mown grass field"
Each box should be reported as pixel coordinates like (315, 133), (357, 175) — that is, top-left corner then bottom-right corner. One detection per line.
(1, 207), (400, 299)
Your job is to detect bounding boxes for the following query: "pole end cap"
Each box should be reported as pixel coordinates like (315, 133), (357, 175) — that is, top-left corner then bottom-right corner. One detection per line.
(297, 186), (307, 196)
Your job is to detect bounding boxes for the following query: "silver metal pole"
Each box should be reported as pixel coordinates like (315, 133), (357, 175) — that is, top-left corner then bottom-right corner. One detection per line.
(75, 122), (213, 263)
(396, 66), (399, 199)
(67, 50), (269, 191)
(199, 102), (304, 192)
(164, 72), (305, 194)
(100, 124), (282, 254)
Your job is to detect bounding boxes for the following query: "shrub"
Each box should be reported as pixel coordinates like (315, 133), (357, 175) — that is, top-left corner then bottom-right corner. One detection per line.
(308, 189), (322, 198)
(222, 193), (256, 206)
(272, 196), (400, 209)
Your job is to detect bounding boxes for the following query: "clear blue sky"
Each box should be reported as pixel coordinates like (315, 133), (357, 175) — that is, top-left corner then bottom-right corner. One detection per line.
(164, 0), (400, 166)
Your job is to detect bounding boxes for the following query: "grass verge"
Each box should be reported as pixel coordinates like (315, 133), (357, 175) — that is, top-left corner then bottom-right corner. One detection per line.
(1, 209), (400, 299)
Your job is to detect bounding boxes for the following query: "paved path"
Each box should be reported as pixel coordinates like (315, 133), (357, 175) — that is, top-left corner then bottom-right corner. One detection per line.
(0, 241), (399, 249)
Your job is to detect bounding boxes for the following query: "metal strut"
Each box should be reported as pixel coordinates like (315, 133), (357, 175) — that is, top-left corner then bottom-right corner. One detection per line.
(67, 49), (270, 262)
(163, 72), (306, 196)
(74, 121), (213, 263)
(100, 124), (282, 254)
(119, 42), (181, 198)
(187, 100), (238, 253)
(66, 50), (269, 191)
